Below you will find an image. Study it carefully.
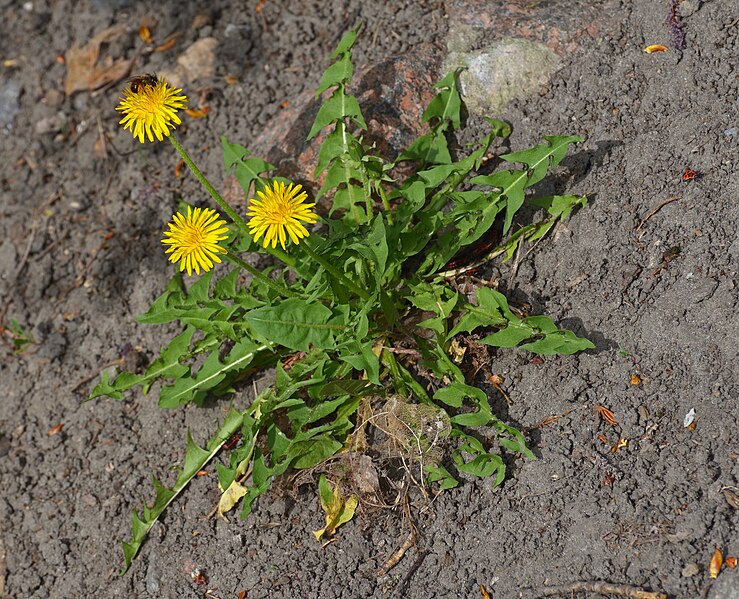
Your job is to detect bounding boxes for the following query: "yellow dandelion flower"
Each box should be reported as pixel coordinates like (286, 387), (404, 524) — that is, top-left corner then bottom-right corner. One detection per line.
(161, 206), (229, 276)
(246, 181), (318, 250)
(116, 75), (188, 143)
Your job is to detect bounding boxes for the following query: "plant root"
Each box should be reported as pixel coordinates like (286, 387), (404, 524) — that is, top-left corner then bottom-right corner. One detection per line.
(378, 495), (416, 576)
(531, 581), (667, 599)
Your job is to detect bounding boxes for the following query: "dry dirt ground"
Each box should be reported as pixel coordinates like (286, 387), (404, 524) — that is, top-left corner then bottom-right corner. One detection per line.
(1, 1), (737, 598)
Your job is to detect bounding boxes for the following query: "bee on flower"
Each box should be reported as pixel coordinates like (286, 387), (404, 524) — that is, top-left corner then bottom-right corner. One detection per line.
(116, 74), (187, 143)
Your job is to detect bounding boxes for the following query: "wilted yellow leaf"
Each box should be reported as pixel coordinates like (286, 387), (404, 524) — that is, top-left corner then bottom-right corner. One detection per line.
(313, 475), (358, 541)
(644, 44), (668, 53)
(218, 479), (248, 516)
(709, 547), (723, 579)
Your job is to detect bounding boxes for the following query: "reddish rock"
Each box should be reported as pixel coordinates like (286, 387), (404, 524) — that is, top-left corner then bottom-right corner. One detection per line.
(253, 44), (442, 186)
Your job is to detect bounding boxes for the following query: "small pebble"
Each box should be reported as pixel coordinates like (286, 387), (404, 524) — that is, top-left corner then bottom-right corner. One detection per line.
(724, 127), (737, 138)
(682, 562), (700, 577)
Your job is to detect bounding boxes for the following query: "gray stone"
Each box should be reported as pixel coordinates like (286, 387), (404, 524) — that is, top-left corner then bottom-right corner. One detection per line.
(444, 35), (560, 115)
(0, 80), (21, 130)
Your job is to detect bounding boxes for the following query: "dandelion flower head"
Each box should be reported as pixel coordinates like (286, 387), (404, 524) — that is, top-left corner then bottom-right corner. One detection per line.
(116, 75), (187, 143)
(161, 206), (228, 276)
(246, 180), (318, 250)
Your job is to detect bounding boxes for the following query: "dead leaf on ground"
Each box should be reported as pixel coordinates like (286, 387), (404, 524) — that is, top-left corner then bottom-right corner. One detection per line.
(313, 475), (358, 541)
(644, 44), (668, 53)
(480, 584), (491, 599)
(64, 24), (132, 95)
(595, 404), (617, 427)
(185, 107), (209, 118)
(138, 26), (153, 44)
(218, 479), (248, 516)
(611, 437), (628, 453)
(721, 486), (739, 510)
(725, 556), (737, 569)
(48, 423), (63, 435)
(155, 33), (181, 53)
(709, 547), (723, 578)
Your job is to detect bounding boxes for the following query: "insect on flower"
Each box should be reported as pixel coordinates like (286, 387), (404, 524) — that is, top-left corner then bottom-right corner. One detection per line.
(128, 72), (159, 93)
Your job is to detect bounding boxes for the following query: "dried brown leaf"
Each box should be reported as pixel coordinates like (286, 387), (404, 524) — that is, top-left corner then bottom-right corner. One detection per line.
(709, 547), (723, 578)
(595, 404), (617, 426)
(64, 24), (129, 95)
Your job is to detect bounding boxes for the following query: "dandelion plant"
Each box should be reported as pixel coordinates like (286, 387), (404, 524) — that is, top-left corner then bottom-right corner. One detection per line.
(96, 26), (594, 573)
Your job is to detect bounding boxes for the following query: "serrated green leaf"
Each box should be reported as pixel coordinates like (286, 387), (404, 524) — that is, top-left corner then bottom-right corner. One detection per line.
(520, 330), (595, 355)
(158, 338), (268, 408)
(244, 299), (339, 352)
(119, 408), (243, 574)
(501, 135), (582, 187)
(422, 70), (462, 129)
(307, 87), (366, 140)
(315, 52), (354, 97)
(330, 26), (360, 59)
(470, 136), (582, 235)
(222, 136), (274, 195)
(424, 463), (459, 490)
(89, 327), (196, 400)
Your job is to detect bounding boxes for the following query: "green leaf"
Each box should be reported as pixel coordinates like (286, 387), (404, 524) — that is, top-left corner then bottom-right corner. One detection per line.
(120, 409), (243, 574)
(245, 299), (339, 351)
(520, 330), (595, 355)
(339, 340), (381, 385)
(424, 463), (459, 490)
(330, 26), (360, 59)
(89, 327), (196, 400)
(315, 52), (354, 97)
(480, 323), (536, 348)
(292, 436), (344, 469)
(501, 135), (582, 187)
(471, 135), (582, 234)
(158, 338), (268, 408)
(422, 70), (462, 130)
(308, 87), (366, 140)
(318, 379), (384, 399)
(222, 136), (274, 195)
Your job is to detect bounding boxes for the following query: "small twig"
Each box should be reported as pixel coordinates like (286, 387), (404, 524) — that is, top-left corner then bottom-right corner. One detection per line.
(635, 196), (680, 231)
(531, 581), (667, 599)
(525, 406), (580, 431)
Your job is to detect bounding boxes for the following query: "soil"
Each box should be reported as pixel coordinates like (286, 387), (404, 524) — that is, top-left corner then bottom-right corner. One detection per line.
(1, 1), (737, 598)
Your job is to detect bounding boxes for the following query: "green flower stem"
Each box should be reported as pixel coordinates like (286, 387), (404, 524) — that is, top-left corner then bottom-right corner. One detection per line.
(169, 135), (249, 233)
(378, 184), (394, 225)
(225, 250), (300, 298)
(168, 135), (297, 269)
(301, 238), (370, 301)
